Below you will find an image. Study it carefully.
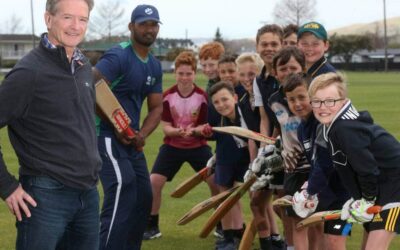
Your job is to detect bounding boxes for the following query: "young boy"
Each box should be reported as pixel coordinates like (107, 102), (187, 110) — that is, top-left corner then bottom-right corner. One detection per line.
(218, 54), (246, 99)
(297, 21), (336, 78)
(199, 41), (225, 95)
(309, 72), (400, 250)
(236, 52), (276, 250)
(252, 24), (286, 249)
(143, 51), (217, 240)
(283, 73), (351, 250)
(253, 24), (283, 138)
(283, 24), (298, 48)
(270, 47), (323, 250)
(206, 82), (251, 250)
(199, 41), (226, 239)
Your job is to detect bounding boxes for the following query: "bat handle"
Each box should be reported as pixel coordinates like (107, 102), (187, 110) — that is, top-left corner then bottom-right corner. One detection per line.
(124, 127), (143, 152)
(367, 205), (382, 214)
(124, 127), (136, 138)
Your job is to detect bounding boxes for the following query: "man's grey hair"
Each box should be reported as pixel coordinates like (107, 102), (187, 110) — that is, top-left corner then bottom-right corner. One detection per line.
(46, 0), (94, 14)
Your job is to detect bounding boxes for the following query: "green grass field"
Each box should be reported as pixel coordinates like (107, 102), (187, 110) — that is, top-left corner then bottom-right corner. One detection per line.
(0, 72), (399, 249)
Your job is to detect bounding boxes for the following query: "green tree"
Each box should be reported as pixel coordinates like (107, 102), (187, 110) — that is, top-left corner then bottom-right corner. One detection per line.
(214, 28), (224, 44)
(329, 34), (373, 64)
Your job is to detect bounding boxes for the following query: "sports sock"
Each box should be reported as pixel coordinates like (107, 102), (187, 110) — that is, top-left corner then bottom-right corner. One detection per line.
(148, 214), (159, 228)
(259, 236), (272, 250)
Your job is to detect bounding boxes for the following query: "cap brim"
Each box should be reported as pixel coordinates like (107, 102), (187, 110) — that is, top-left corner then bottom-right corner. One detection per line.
(134, 17), (162, 24)
(298, 30), (325, 40)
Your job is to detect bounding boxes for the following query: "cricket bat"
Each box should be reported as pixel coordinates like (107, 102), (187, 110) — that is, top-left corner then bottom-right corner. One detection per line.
(238, 218), (257, 250)
(199, 175), (258, 238)
(95, 79), (136, 138)
(212, 126), (276, 145)
(272, 195), (293, 207)
(296, 205), (382, 229)
(171, 166), (214, 198)
(177, 186), (239, 225)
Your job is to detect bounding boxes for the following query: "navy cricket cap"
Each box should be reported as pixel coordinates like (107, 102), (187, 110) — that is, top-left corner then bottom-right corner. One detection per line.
(298, 22), (327, 40)
(131, 4), (161, 24)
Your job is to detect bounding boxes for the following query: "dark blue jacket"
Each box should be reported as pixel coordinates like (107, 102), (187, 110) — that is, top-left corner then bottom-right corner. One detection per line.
(298, 114), (349, 210)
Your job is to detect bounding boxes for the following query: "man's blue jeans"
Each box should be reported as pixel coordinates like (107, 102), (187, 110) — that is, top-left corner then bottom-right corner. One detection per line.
(16, 175), (100, 250)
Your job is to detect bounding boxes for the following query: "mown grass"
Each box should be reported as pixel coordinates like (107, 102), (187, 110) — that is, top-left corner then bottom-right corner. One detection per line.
(0, 72), (399, 249)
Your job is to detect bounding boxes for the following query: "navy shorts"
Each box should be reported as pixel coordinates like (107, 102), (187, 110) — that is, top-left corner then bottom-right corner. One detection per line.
(151, 144), (212, 181)
(215, 162), (248, 188)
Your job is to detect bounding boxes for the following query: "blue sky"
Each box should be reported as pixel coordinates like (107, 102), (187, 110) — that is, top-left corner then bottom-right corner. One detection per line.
(1, 0), (399, 39)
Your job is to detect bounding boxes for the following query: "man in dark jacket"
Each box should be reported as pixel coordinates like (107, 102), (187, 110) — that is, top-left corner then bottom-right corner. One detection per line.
(0, 0), (101, 249)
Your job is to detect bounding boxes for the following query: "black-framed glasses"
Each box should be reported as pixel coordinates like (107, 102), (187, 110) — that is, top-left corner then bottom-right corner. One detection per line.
(310, 98), (344, 108)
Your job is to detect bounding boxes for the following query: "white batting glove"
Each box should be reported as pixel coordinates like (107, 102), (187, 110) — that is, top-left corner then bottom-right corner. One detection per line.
(340, 198), (354, 221)
(250, 156), (265, 174)
(243, 165), (254, 183)
(257, 144), (275, 157)
(349, 198), (375, 224)
(250, 174), (272, 192)
(292, 190), (318, 218)
(206, 155), (216, 169)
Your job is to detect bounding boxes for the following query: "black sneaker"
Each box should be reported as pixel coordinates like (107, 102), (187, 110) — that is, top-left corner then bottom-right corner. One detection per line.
(143, 227), (162, 240)
(215, 238), (236, 250)
(271, 238), (286, 250)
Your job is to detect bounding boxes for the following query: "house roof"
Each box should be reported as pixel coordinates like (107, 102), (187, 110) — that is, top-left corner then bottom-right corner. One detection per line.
(0, 34), (40, 42)
(357, 48), (400, 56)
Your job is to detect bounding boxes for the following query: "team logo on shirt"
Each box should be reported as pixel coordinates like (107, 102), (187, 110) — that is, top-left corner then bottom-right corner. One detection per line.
(145, 76), (156, 86)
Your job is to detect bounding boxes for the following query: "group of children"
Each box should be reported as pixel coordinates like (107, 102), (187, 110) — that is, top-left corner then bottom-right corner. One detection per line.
(143, 21), (400, 250)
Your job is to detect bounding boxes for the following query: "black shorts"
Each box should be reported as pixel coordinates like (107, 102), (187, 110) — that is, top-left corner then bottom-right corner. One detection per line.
(376, 167), (400, 206)
(215, 162), (248, 188)
(283, 171), (309, 217)
(364, 207), (400, 234)
(283, 171), (309, 196)
(151, 144), (212, 181)
(269, 169), (284, 190)
(324, 219), (352, 236)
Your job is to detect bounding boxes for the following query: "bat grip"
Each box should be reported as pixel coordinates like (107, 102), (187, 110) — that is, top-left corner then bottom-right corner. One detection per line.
(367, 205), (382, 214)
(124, 127), (136, 138)
(124, 127), (143, 152)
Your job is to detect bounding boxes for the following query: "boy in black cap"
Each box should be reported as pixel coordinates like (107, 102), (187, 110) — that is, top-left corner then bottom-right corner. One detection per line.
(297, 21), (336, 79)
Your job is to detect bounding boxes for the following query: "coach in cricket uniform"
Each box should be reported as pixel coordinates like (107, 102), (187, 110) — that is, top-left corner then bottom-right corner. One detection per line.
(0, 0), (101, 249)
(93, 4), (163, 250)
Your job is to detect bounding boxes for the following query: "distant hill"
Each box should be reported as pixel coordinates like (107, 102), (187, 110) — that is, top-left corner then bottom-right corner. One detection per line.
(328, 16), (400, 38)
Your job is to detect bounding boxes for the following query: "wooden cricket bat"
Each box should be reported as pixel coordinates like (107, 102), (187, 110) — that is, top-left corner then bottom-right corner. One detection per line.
(296, 205), (382, 229)
(171, 166), (213, 198)
(238, 218), (257, 250)
(199, 175), (258, 238)
(212, 126), (276, 145)
(272, 195), (293, 207)
(95, 79), (136, 138)
(177, 186), (239, 225)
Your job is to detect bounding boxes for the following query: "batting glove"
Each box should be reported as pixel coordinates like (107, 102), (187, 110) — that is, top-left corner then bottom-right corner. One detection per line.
(257, 144), (275, 157)
(348, 198), (375, 223)
(250, 174), (272, 192)
(264, 148), (284, 173)
(292, 190), (318, 218)
(244, 164), (254, 183)
(206, 155), (216, 170)
(340, 198), (354, 222)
